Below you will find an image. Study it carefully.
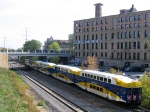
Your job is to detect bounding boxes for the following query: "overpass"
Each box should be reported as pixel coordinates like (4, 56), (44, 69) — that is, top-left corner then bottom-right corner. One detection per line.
(0, 50), (72, 57)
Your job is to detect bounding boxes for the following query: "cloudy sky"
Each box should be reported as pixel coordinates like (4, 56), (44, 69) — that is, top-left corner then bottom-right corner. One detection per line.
(0, 0), (150, 49)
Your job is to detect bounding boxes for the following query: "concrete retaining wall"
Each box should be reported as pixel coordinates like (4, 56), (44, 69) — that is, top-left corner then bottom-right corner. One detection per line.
(0, 54), (8, 69)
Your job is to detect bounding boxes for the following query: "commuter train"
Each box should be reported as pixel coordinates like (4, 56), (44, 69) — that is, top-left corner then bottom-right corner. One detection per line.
(25, 60), (142, 106)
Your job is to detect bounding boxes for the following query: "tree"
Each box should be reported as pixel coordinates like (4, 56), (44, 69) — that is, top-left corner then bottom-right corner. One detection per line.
(23, 39), (42, 51)
(48, 41), (60, 52)
(82, 56), (98, 70)
(68, 34), (74, 50)
(49, 56), (60, 64)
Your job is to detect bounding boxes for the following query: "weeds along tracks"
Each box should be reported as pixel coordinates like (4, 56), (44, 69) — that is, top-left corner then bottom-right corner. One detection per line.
(9, 63), (88, 112)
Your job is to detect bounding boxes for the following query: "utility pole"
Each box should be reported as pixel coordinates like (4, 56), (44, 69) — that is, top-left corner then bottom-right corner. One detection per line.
(23, 28), (30, 41)
(4, 37), (7, 49)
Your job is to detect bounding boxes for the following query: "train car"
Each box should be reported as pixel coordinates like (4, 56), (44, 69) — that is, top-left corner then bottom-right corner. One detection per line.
(38, 62), (56, 75)
(74, 70), (142, 106)
(25, 59), (30, 66)
(29, 60), (42, 70)
(52, 64), (82, 83)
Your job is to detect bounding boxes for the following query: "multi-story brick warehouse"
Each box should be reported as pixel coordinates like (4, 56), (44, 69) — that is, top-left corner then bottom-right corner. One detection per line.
(74, 3), (150, 69)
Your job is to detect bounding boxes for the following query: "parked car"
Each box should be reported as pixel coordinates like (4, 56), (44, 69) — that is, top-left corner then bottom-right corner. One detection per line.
(124, 67), (133, 72)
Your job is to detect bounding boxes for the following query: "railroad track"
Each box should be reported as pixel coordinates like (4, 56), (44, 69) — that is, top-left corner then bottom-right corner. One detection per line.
(131, 106), (150, 112)
(9, 63), (88, 112)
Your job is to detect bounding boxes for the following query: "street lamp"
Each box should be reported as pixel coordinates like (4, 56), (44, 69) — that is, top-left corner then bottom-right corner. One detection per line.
(73, 46), (75, 64)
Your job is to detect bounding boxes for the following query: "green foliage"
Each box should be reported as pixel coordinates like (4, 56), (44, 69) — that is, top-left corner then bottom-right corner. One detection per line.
(68, 34), (74, 50)
(0, 68), (40, 111)
(23, 39), (42, 51)
(20, 56), (26, 63)
(108, 68), (122, 75)
(48, 41), (60, 52)
(49, 56), (60, 64)
(37, 101), (45, 106)
(139, 72), (150, 109)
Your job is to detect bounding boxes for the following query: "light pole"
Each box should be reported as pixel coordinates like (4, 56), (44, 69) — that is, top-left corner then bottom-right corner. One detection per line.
(73, 46), (75, 64)
(4, 37), (7, 52)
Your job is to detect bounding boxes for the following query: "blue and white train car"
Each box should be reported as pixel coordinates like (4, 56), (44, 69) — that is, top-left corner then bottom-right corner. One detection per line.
(75, 70), (142, 105)
(52, 64), (82, 83)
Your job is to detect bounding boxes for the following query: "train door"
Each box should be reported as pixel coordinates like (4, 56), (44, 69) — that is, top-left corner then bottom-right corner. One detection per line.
(131, 88), (139, 104)
(105, 87), (109, 98)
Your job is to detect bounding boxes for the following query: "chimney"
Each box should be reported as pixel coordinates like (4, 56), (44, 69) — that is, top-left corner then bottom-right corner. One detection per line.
(94, 3), (103, 18)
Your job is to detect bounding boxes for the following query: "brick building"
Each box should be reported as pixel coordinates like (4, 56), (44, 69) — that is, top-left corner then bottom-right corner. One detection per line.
(74, 3), (150, 69)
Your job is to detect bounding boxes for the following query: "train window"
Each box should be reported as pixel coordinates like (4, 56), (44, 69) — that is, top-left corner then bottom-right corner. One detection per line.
(108, 79), (111, 83)
(139, 88), (142, 94)
(94, 76), (96, 79)
(88, 74), (90, 77)
(100, 77), (103, 81)
(91, 75), (93, 79)
(132, 89), (136, 94)
(90, 84), (92, 88)
(85, 73), (87, 77)
(122, 90), (126, 94)
(82, 73), (84, 76)
(104, 78), (107, 82)
(127, 90), (131, 94)
(96, 87), (99, 90)
(100, 88), (103, 92)
(97, 76), (100, 80)
(93, 86), (96, 89)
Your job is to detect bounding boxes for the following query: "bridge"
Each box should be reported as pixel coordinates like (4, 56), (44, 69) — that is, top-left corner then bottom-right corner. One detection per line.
(0, 50), (72, 57)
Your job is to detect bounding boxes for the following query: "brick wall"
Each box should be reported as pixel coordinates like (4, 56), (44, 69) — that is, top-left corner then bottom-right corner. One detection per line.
(0, 54), (8, 69)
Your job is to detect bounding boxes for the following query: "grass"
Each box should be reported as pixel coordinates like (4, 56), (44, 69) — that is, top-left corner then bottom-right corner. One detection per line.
(0, 67), (39, 112)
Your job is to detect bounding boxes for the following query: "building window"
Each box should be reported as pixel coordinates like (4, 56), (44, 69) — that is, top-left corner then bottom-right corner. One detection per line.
(118, 18), (120, 22)
(87, 35), (89, 40)
(111, 33), (114, 39)
(129, 24), (132, 28)
(117, 42), (119, 49)
(75, 23), (78, 27)
(92, 21), (94, 26)
(101, 20), (104, 24)
(117, 32), (120, 39)
(105, 52), (107, 57)
(137, 42), (140, 49)
(126, 24), (128, 28)
(101, 43), (103, 49)
(129, 53), (131, 59)
(125, 32), (128, 38)
(121, 18), (124, 22)
(126, 17), (128, 22)
(145, 30), (148, 37)
(96, 34), (98, 39)
(138, 23), (140, 27)
(92, 27), (94, 31)
(105, 33), (107, 39)
(112, 25), (114, 29)
(118, 25), (120, 29)
(121, 24), (124, 29)
(117, 52), (119, 59)
(144, 53), (147, 60)
(87, 28), (89, 32)
(133, 53), (136, 60)
(129, 16), (132, 21)
(96, 21), (98, 25)
(134, 23), (136, 27)
(111, 43), (114, 49)
(144, 43), (148, 49)
(129, 31), (132, 38)
(145, 22), (148, 27)
(101, 52), (103, 57)
(125, 42), (128, 49)
(133, 42), (136, 49)
(105, 26), (108, 30)
(134, 16), (136, 21)
(96, 43), (98, 49)
(92, 34), (94, 40)
(105, 43), (107, 49)
(125, 53), (127, 59)
(145, 14), (148, 20)
(121, 32), (124, 38)
(92, 43), (94, 49)
(129, 42), (131, 49)
(96, 27), (98, 31)
(101, 34), (103, 40)
(137, 31), (140, 38)
(121, 42), (123, 49)
(111, 52), (114, 59)
(138, 15), (140, 20)
(105, 19), (108, 24)
(101, 26), (104, 30)
(112, 18), (114, 23)
(134, 31), (136, 38)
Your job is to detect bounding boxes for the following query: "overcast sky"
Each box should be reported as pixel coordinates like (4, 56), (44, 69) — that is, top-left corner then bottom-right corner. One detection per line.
(0, 0), (150, 49)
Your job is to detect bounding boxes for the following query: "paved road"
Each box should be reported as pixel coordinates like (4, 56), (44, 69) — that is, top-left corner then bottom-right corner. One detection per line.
(123, 72), (143, 76)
